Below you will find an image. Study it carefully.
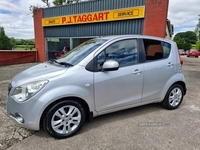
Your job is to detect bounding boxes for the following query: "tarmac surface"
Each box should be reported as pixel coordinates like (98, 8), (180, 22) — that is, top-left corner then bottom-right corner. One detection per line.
(0, 56), (200, 150)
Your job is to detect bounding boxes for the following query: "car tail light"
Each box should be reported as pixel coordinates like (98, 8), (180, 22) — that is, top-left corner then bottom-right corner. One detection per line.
(178, 53), (183, 65)
(180, 57), (183, 65)
(177, 47), (183, 65)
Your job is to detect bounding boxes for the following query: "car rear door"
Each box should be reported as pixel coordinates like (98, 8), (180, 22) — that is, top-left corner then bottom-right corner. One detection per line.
(141, 39), (175, 102)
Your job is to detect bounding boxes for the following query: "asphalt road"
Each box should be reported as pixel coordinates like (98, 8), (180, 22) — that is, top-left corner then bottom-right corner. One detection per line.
(0, 56), (200, 150)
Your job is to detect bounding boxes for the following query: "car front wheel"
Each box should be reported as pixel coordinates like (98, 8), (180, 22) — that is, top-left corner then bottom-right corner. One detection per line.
(162, 84), (184, 110)
(43, 100), (85, 139)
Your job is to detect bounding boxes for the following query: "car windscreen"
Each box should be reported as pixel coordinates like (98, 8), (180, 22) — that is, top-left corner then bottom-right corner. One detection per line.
(57, 39), (108, 66)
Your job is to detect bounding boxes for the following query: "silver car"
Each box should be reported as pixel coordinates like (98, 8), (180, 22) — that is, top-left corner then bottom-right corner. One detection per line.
(7, 35), (186, 138)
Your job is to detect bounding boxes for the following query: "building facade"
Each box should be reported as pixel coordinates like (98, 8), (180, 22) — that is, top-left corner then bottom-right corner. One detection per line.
(34, 0), (170, 62)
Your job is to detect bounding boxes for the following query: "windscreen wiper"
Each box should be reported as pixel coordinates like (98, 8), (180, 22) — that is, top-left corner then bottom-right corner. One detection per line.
(58, 62), (73, 66)
(49, 59), (59, 64)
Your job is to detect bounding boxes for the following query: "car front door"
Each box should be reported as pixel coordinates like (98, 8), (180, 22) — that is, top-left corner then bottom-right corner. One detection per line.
(94, 39), (144, 112)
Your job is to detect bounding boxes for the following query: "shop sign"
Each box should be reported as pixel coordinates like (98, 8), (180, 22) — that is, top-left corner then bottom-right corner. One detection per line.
(42, 6), (145, 27)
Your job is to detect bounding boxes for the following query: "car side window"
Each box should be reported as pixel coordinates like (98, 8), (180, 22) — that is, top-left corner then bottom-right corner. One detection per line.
(97, 39), (138, 69)
(144, 39), (171, 61)
(162, 42), (171, 58)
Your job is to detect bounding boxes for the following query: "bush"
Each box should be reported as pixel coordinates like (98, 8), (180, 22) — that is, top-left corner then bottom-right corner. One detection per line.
(195, 42), (200, 51)
(177, 43), (192, 50)
(14, 45), (35, 50)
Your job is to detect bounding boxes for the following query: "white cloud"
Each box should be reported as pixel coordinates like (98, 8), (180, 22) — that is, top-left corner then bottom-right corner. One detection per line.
(0, 0), (48, 39)
(168, 0), (200, 35)
(0, 0), (199, 39)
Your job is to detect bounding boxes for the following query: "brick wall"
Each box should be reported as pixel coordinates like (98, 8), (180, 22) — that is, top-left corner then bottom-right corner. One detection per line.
(0, 51), (36, 66)
(33, 9), (46, 62)
(143, 0), (169, 38)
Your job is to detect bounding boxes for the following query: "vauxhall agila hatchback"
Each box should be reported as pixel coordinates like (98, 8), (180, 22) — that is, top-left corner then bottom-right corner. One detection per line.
(7, 35), (186, 138)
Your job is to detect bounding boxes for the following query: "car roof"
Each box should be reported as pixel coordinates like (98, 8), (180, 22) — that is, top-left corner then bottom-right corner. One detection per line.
(95, 35), (173, 43)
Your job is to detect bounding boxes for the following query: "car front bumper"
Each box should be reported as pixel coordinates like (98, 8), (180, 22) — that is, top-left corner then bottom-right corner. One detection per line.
(6, 94), (45, 130)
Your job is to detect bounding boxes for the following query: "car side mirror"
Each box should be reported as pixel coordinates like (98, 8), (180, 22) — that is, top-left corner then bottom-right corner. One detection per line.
(102, 60), (119, 71)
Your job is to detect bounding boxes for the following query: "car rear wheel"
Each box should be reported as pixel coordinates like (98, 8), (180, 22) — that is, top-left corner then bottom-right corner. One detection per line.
(162, 84), (184, 110)
(43, 100), (85, 139)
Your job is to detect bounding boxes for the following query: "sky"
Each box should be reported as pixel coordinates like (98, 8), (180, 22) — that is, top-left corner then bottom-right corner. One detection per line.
(0, 0), (199, 39)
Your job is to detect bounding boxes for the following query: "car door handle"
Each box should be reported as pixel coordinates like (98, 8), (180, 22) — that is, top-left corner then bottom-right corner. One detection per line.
(133, 69), (142, 74)
(167, 62), (174, 67)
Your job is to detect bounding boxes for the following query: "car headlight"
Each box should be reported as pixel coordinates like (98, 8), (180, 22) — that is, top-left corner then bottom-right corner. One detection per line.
(11, 80), (48, 102)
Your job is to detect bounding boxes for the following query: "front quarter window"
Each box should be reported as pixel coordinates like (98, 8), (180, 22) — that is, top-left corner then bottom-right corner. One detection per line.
(57, 39), (107, 66)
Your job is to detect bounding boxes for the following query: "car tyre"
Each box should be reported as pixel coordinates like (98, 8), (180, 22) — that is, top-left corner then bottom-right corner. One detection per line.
(43, 100), (85, 139)
(162, 84), (184, 110)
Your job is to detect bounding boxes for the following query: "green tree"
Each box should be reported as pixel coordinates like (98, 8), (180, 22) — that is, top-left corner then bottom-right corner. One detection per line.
(195, 42), (200, 51)
(173, 31), (197, 45)
(0, 27), (12, 50)
(29, 0), (77, 15)
(42, 0), (50, 7)
(10, 37), (16, 49)
(184, 31), (197, 44)
(53, 0), (66, 5)
(53, 0), (80, 6)
(29, 40), (35, 45)
(29, 5), (39, 15)
(177, 43), (191, 51)
(21, 39), (26, 45)
(67, 0), (81, 4)
(30, 0), (86, 10)
(173, 32), (185, 43)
